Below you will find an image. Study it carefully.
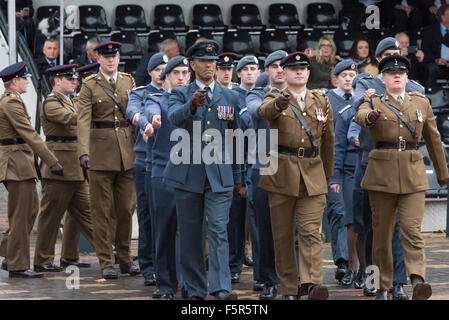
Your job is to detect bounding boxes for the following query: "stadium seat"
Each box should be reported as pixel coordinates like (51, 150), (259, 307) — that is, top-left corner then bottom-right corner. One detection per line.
(223, 30), (254, 58)
(185, 31), (214, 51)
(192, 4), (227, 32)
(153, 4), (189, 32)
(306, 3), (338, 29)
(296, 29), (323, 52)
(115, 5), (149, 32)
(147, 31), (177, 53)
(435, 107), (449, 145)
(79, 5), (111, 34)
(268, 3), (302, 31)
(71, 32), (99, 59)
(111, 32), (143, 59)
(36, 6), (60, 22)
(333, 29), (362, 58)
(230, 4), (265, 31)
(365, 28), (395, 50)
(259, 30), (289, 55)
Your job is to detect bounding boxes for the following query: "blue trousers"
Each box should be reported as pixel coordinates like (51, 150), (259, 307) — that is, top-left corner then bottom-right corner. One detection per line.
(175, 185), (233, 299)
(324, 184), (348, 265)
(251, 168), (279, 286)
(352, 157), (407, 285)
(134, 167), (154, 278)
(151, 177), (178, 295)
(246, 179), (260, 281)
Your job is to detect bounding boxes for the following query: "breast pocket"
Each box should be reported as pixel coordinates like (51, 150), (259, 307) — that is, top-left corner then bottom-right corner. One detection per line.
(278, 111), (298, 134)
(407, 110), (425, 137)
(374, 116), (397, 141)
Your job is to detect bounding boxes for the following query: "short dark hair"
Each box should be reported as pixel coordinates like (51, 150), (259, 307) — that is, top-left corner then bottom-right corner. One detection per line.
(437, 4), (449, 22)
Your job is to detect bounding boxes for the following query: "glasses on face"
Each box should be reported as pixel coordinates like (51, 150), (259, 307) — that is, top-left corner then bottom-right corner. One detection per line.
(320, 44), (332, 48)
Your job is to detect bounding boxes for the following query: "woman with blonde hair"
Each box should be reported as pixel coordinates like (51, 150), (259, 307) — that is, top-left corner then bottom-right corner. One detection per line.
(307, 36), (337, 90)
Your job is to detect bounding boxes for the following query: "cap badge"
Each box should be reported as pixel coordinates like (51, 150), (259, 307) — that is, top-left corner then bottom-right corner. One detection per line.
(224, 56), (230, 62)
(394, 59), (398, 66)
(183, 58), (188, 65)
(395, 40), (400, 48)
(254, 57), (258, 63)
(206, 44), (213, 53)
(351, 63), (355, 69)
(163, 55), (169, 63)
(295, 55), (300, 60)
(108, 44), (113, 49)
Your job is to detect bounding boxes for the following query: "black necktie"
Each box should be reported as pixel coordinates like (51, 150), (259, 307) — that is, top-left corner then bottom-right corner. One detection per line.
(344, 93), (352, 101)
(204, 86), (211, 103)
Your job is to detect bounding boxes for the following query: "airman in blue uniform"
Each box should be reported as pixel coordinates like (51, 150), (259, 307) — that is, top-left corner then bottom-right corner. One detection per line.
(163, 40), (242, 300)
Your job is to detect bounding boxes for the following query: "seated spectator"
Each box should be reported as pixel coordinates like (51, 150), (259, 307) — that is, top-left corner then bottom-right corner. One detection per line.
(0, 1), (35, 49)
(134, 38), (180, 87)
(382, 1), (424, 35)
(422, 0), (447, 26)
(74, 36), (100, 66)
(422, 4), (449, 86)
(36, 37), (60, 74)
(307, 36), (337, 90)
(349, 37), (378, 77)
(395, 32), (428, 84)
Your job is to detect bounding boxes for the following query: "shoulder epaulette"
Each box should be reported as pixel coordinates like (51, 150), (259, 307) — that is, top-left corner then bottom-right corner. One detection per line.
(149, 93), (164, 97)
(360, 74), (373, 80)
(83, 73), (97, 81)
(239, 107), (248, 115)
(310, 89), (326, 96)
(410, 80), (424, 88)
(269, 88), (280, 94)
(408, 91), (427, 99)
(339, 104), (353, 115)
(132, 85), (146, 92)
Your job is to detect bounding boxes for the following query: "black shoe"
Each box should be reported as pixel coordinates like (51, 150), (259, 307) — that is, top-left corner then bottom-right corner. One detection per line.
(152, 288), (161, 299)
(341, 269), (355, 286)
(281, 295), (296, 300)
(119, 262), (140, 276)
(308, 284), (329, 300)
(60, 258), (91, 268)
(9, 269), (44, 278)
(1, 260), (7, 271)
(231, 272), (240, 283)
(253, 281), (264, 291)
(181, 286), (188, 299)
(259, 285), (277, 300)
(212, 290), (238, 300)
(34, 264), (63, 272)
(144, 273), (156, 286)
(353, 270), (366, 289)
(160, 293), (174, 300)
(102, 267), (118, 279)
(244, 255), (254, 267)
(363, 286), (378, 297)
(375, 290), (389, 300)
(335, 260), (348, 282)
(390, 284), (409, 300)
(412, 283), (432, 300)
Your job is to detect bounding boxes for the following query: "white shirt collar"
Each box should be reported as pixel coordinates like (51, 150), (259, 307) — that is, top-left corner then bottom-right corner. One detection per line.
(389, 91), (405, 101)
(289, 88), (307, 102)
(195, 80), (215, 92)
(101, 71), (118, 83)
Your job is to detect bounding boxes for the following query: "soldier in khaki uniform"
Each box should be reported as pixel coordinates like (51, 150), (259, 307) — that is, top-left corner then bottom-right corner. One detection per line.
(76, 41), (139, 279)
(33, 64), (96, 272)
(0, 61), (63, 278)
(258, 52), (334, 300)
(355, 55), (449, 300)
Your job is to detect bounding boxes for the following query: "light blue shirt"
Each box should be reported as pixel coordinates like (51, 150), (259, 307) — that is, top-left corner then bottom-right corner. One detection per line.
(195, 80), (215, 99)
(45, 57), (57, 67)
(333, 87), (353, 99)
(440, 24), (449, 37)
(150, 82), (163, 92)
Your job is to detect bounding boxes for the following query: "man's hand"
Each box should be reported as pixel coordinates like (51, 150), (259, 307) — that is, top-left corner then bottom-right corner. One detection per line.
(132, 113), (140, 126)
(50, 162), (64, 176)
(416, 50), (424, 63)
(233, 183), (242, 195)
(152, 115), (162, 129)
(438, 179), (448, 187)
(354, 136), (360, 147)
(79, 155), (90, 170)
(239, 186), (248, 198)
(144, 123), (154, 138)
(275, 92), (290, 111)
(330, 184), (340, 194)
(190, 89), (207, 114)
(436, 58), (448, 66)
(367, 109), (382, 124)
(363, 89), (376, 101)
(429, 5), (438, 15)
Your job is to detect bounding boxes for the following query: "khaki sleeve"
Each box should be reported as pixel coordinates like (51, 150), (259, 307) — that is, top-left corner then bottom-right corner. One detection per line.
(42, 97), (77, 125)
(4, 99), (58, 166)
(320, 96), (334, 180)
(75, 80), (93, 158)
(422, 101), (449, 181)
(258, 91), (282, 120)
(354, 100), (373, 128)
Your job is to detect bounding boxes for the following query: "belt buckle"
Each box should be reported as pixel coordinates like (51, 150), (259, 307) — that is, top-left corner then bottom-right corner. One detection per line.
(204, 134), (213, 145)
(398, 137), (406, 152)
(297, 147), (305, 158)
(114, 119), (121, 130)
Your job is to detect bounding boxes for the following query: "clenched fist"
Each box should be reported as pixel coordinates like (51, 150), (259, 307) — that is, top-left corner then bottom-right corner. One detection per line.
(79, 155), (90, 170)
(50, 162), (64, 176)
(190, 89), (207, 114)
(275, 92), (290, 111)
(367, 109), (382, 124)
(144, 123), (154, 138)
(152, 115), (162, 129)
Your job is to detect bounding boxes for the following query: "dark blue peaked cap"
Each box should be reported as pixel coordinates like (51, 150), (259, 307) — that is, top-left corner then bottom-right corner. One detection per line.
(0, 61), (31, 82)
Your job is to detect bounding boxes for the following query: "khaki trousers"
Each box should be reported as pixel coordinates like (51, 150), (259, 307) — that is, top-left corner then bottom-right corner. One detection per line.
(369, 190), (426, 291)
(34, 180), (95, 266)
(89, 170), (136, 269)
(268, 183), (326, 295)
(0, 180), (39, 271)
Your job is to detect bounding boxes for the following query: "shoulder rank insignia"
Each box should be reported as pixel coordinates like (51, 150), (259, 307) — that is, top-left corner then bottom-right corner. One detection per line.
(218, 105), (235, 120)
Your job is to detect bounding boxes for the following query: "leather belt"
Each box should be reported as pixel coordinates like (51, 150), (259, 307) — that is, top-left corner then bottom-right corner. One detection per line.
(376, 140), (418, 151)
(46, 136), (77, 143)
(0, 137), (25, 146)
(91, 120), (129, 129)
(278, 145), (318, 158)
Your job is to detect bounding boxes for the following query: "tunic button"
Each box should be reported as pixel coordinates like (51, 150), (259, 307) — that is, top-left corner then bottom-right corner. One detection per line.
(282, 112), (286, 115)
(400, 124), (403, 128)
(384, 116), (387, 120)
(114, 116), (118, 120)
(303, 112), (307, 116)
(301, 138), (305, 143)
(399, 112), (403, 115)
(208, 108), (211, 112)
(207, 121), (210, 125)
(115, 105), (118, 109)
